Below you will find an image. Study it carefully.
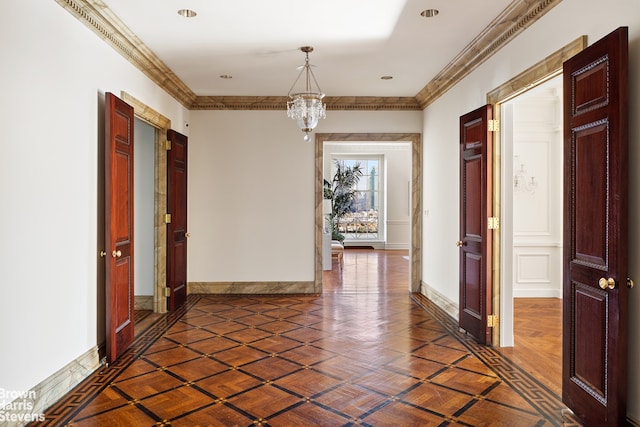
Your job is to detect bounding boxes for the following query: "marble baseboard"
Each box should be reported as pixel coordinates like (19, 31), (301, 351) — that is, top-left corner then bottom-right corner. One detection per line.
(420, 281), (458, 321)
(134, 295), (153, 311)
(0, 346), (101, 427)
(188, 281), (319, 295)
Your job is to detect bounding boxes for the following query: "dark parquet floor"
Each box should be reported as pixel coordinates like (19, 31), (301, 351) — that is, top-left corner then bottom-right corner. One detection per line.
(33, 249), (574, 426)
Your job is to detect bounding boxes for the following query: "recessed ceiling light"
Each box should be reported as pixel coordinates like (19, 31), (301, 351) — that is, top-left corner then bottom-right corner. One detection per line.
(219, 74), (233, 79)
(420, 9), (439, 18)
(177, 9), (197, 18)
(381, 76), (393, 80)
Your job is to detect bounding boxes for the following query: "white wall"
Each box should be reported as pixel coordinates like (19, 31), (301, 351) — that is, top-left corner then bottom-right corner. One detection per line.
(384, 147), (412, 248)
(421, 0), (640, 419)
(187, 110), (421, 282)
(0, 0), (188, 397)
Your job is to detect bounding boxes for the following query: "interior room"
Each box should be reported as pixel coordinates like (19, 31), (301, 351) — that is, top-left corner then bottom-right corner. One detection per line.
(1, 0), (639, 426)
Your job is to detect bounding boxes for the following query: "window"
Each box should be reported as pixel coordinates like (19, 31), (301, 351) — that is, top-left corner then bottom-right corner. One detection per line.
(332, 156), (383, 242)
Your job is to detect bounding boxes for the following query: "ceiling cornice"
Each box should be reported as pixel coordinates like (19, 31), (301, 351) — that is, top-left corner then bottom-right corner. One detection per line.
(415, 0), (563, 109)
(55, 0), (197, 108)
(191, 96), (422, 111)
(56, 0), (562, 112)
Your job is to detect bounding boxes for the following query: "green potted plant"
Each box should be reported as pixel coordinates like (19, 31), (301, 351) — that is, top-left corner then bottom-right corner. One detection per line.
(323, 160), (363, 243)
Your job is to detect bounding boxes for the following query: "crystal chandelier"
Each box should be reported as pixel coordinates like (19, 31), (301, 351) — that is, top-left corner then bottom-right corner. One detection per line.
(287, 46), (326, 141)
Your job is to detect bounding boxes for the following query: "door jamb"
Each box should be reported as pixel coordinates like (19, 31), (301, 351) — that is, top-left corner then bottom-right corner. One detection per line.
(485, 37), (586, 346)
(121, 92), (171, 313)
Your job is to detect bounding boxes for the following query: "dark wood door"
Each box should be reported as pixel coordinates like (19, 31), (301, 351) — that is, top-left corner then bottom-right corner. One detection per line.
(459, 105), (493, 345)
(105, 92), (135, 363)
(167, 129), (188, 310)
(562, 27), (629, 426)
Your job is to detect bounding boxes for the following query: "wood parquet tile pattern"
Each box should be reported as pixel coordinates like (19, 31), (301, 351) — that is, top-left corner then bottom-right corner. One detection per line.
(496, 298), (562, 397)
(34, 250), (566, 426)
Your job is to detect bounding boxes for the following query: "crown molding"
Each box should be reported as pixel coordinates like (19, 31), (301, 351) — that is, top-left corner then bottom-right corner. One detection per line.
(415, 0), (563, 109)
(55, 0), (197, 108)
(57, 0), (561, 112)
(325, 97), (421, 111)
(191, 96), (421, 111)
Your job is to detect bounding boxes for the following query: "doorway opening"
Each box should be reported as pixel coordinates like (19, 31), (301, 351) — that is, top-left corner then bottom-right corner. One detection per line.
(499, 76), (563, 395)
(134, 118), (155, 307)
(314, 133), (422, 293)
(325, 146), (410, 248)
(486, 37), (586, 393)
(133, 117), (161, 334)
(121, 92), (172, 315)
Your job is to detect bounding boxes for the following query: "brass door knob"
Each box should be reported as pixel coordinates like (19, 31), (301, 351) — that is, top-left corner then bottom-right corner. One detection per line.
(628, 278), (635, 289)
(456, 241), (463, 247)
(599, 277), (616, 290)
(185, 232), (191, 238)
(112, 250), (122, 258)
(100, 251), (107, 257)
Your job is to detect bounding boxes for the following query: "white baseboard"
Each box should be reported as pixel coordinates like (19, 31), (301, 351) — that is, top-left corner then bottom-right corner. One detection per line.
(343, 241), (385, 249)
(383, 243), (409, 250)
(341, 242), (409, 250)
(513, 289), (562, 298)
(629, 415), (640, 426)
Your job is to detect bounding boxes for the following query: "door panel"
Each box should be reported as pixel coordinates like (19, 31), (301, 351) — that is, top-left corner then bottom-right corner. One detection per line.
(562, 27), (628, 426)
(459, 105), (493, 345)
(167, 129), (188, 310)
(574, 124), (608, 266)
(105, 92), (135, 363)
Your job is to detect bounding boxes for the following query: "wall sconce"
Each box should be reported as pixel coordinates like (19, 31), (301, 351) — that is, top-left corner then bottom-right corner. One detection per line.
(514, 155), (537, 194)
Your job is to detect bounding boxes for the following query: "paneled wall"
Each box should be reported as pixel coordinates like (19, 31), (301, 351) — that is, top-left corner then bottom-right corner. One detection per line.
(512, 83), (563, 298)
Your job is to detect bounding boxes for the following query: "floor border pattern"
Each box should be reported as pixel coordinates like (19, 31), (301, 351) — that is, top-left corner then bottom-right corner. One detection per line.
(32, 293), (566, 426)
(33, 296), (200, 426)
(411, 293), (565, 426)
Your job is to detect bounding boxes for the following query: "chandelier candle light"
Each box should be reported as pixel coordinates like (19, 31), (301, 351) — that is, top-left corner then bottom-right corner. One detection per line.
(287, 46), (326, 141)
(513, 155), (538, 194)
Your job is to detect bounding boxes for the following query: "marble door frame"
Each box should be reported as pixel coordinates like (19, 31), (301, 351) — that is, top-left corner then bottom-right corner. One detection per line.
(315, 133), (422, 293)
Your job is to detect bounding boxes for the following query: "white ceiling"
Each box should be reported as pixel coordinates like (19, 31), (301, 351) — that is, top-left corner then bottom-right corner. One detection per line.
(100, 0), (513, 98)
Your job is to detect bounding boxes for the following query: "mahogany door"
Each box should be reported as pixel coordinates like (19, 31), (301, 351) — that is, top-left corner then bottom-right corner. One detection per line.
(166, 129), (188, 310)
(105, 92), (135, 363)
(458, 105), (493, 345)
(562, 27), (629, 426)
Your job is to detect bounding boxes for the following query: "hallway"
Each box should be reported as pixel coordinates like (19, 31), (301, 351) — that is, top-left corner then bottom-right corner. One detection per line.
(35, 249), (569, 426)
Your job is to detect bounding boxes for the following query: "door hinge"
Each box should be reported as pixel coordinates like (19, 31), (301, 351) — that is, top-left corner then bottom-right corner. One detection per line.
(487, 314), (499, 328)
(488, 217), (500, 230)
(488, 119), (500, 132)
(164, 213), (172, 224)
(161, 287), (171, 297)
(165, 140), (171, 150)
